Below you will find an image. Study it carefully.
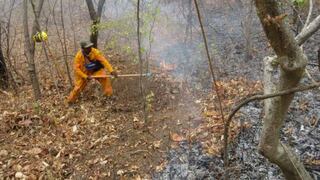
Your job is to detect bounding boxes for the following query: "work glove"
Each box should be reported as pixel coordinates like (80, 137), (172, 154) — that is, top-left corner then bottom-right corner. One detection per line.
(86, 75), (93, 80)
(111, 71), (118, 78)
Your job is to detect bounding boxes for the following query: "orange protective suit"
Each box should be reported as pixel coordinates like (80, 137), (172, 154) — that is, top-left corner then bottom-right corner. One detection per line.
(67, 48), (114, 103)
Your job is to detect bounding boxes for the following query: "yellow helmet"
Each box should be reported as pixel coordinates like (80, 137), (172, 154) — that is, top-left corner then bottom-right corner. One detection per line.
(33, 31), (48, 42)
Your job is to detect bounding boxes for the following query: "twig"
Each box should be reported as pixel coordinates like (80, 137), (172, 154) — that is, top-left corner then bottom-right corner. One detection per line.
(308, 117), (319, 134)
(129, 149), (149, 155)
(281, 142), (304, 179)
(41, 43), (60, 95)
(303, 0), (313, 31)
(0, 90), (11, 96)
(223, 82), (320, 177)
(305, 68), (318, 85)
(301, 0), (316, 84)
(194, 0), (225, 122)
(308, 63), (318, 66)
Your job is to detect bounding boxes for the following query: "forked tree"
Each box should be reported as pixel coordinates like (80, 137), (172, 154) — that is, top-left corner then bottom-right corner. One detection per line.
(255, 0), (319, 179)
(85, 0), (106, 48)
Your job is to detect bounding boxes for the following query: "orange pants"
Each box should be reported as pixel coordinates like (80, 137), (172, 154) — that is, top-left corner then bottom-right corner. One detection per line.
(67, 69), (112, 103)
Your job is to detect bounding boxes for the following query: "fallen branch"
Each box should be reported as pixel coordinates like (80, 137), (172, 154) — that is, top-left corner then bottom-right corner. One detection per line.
(308, 63), (318, 67)
(223, 82), (320, 174)
(0, 90), (11, 96)
(129, 149), (149, 156)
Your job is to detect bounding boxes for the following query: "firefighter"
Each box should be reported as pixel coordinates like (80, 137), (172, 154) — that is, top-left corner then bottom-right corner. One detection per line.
(67, 41), (118, 103)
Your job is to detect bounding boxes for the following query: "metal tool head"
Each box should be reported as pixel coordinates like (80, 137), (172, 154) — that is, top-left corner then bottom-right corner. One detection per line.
(145, 72), (152, 77)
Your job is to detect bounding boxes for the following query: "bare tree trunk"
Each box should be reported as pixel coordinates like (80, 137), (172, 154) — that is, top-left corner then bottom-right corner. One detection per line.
(4, 0), (19, 90)
(5, 0), (16, 61)
(2, 0), (25, 85)
(85, 0), (106, 48)
(0, 27), (8, 89)
(184, 0), (193, 43)
(292, 1), (303, 35)
(68, 0), (78, 53)
(136, 0), (147, 123)
(254, 0), (312, 179)
(48, 0), (72, 86)
(243, 1), (254, 61)
(318, 47), (320, 71)
(60, 0), (73, 87)
(23, 0), (44, 100)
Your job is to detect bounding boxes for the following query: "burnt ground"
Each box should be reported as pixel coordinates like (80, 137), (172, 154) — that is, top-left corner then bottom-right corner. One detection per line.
(152, 2), (320, 180)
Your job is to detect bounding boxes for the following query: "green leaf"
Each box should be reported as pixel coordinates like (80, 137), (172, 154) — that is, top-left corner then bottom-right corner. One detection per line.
(292, 0), (306, 6)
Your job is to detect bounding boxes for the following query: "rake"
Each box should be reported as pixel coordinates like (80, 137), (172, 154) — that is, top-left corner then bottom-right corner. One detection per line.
(92, 72), (152, 78)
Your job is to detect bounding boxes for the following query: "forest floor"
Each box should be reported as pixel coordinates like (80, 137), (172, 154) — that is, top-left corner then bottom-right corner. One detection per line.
(0, 52), (268, 179)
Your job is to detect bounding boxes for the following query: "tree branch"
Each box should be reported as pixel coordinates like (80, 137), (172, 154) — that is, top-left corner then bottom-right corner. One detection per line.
(296, 15), (320, 45)
(97, 0), (106, 18)
(255, 0), (301, 57)
(304, 0), (313, 28)
(85, 0), (97, 20)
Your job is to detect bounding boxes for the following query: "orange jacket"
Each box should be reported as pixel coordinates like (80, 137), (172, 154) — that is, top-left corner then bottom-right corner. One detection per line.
(73, 48), (113, 79)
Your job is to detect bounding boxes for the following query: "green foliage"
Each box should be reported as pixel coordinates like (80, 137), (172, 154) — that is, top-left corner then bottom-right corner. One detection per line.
(90, 24), (99, 35)
(93, 14), (136, 56)
(33, 102), (41, 115)
(292, 0), (306, 6)
(141, 3), (160, 44)
(271, 58), (280, 67)
(89, 1), (160, 60)
(146, 91), (154, 111)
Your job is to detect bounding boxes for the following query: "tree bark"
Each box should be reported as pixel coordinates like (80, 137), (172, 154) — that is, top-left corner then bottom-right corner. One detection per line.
(23, 0), (43, 100)
(0, 27), (8, 89)
(85, 0), (106, 48)
(254, 0), (312, 179)
(318, 47), (320, 71)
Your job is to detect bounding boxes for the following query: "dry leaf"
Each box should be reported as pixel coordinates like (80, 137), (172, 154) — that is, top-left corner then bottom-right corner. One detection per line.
(311, 159), (320, 165)
(133, 117), (139, 122)
(153, 140), (161, 149)
(117, 170), (125, 175)
(0, 150), (8, 156)
(204, 111), (219, 118)
(72, 125), (78, 133)
(170, 132), (185, 142)
(15, 172), (25, 179)
(206, 145), (220, 155)
(155, 161), (167, 172)
(19, 120), (33, 126)
(134, 175), (142, 180)
(26, 147), (42, 155)
(130, 165), (139, 171)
